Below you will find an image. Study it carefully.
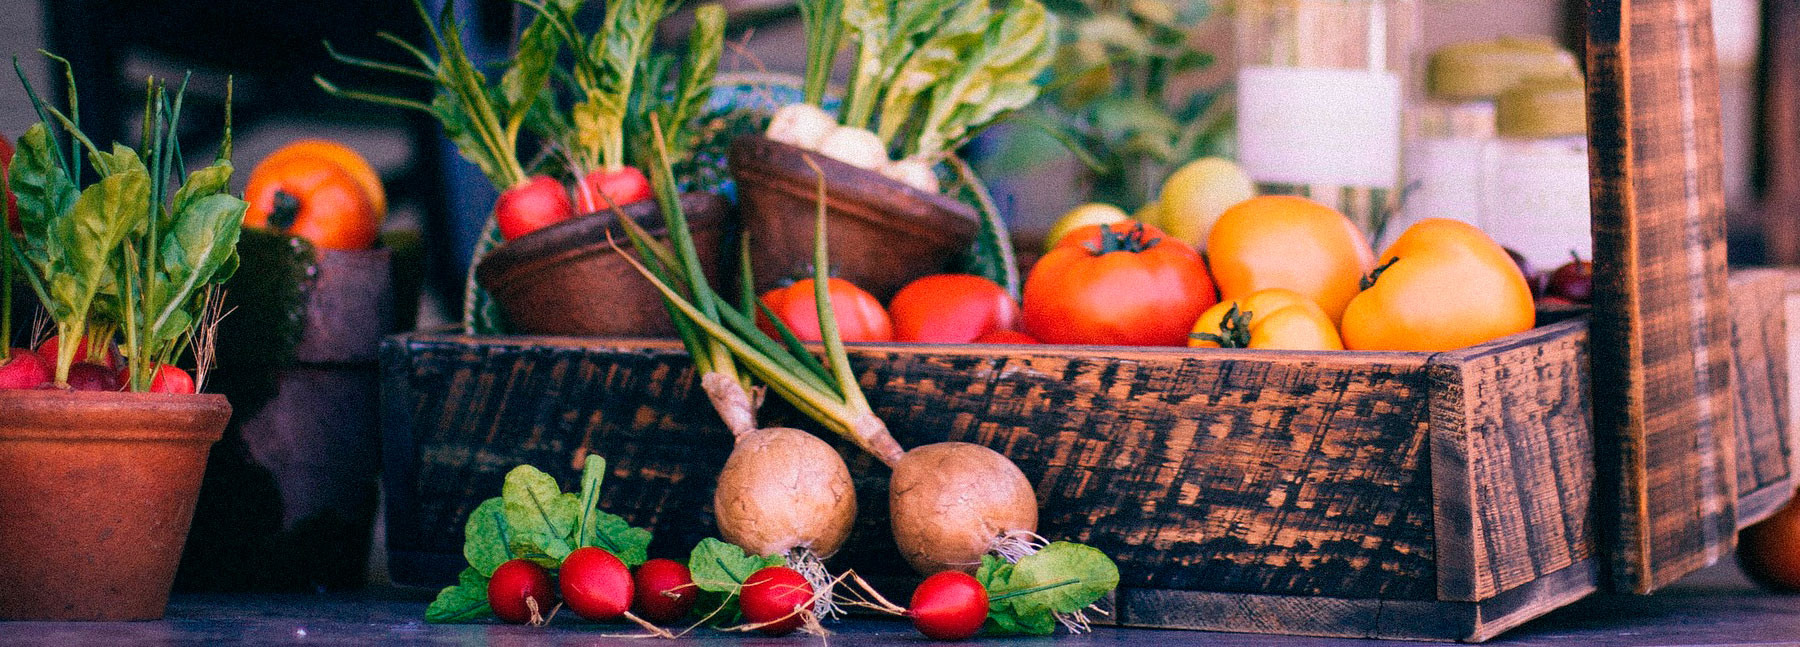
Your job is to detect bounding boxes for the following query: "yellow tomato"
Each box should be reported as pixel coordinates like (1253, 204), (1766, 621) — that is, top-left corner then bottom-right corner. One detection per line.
(1045, 203), (1129, 249)
(1340, 219), (1536, 351)
(1158, 157), (1254, 250)
(1189, 288), (1342, 351)
(1205, 195), (1375, 324)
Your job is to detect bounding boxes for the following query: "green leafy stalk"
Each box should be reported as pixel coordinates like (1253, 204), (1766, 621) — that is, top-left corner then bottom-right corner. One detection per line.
(797, 0), (846, 105)
(657, 4), (725, 161)
(570, 0), (673, 171)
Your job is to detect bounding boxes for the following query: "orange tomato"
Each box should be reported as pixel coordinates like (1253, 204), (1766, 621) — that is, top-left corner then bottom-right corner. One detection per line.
(1204, 196), (1375, 323)
(1339, 219), (1535, 351)
(244, 141), (384, 250)
(1739, 494), (1800, 592)
(1188, 288), (1342, 351)
(253, 139), (385, 215)
(758, 278), (894, 343)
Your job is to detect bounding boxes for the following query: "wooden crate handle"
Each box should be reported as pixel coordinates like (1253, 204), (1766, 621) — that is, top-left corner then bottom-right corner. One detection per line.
(1586, 0), (1739, 593)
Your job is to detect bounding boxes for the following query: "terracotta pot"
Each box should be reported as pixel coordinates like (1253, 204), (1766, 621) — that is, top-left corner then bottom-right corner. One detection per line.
(475, 192), (733, 337)
(0, 390), (230, 620)
(728, 134), (980, 302)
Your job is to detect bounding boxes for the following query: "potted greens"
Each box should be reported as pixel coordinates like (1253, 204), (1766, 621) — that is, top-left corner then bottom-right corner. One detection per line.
(732, 0), (1056, 301)
(320, 0), (737, 337)
(0, 59), (240, 620)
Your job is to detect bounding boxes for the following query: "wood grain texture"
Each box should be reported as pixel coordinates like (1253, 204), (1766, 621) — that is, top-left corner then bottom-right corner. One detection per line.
(1586, 0), (1740, 593)
(1113, 559), (1598, 642)
(1427, 320), (1596, 602)
(1728, 269), (1794, 526)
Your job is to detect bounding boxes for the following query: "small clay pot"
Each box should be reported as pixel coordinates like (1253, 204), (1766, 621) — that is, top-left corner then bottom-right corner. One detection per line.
(728, 135), (980, 302)
(476, 193), (734, 337)
(0, 390), (230, 620)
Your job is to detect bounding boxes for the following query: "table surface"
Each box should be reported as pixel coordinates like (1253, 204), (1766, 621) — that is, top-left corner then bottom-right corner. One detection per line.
(3, 563), (1797, 646)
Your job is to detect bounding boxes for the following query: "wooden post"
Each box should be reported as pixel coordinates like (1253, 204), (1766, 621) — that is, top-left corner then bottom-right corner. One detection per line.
(1585, 0), (1740, 593)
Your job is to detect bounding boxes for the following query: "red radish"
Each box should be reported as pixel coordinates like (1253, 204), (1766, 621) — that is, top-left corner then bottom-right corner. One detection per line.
(120, 364), (196, 394)
(494, 175), (574, 240)
(574, 167), (654, 214)
(972, 330), (1039, 344)
(908, 571), (989, 641)
(487, 559), (556, 624)
(38, 335), (118, 370)
(559, 546), (635, 622)
(65, 362), (122, 391)
(739, 566), (813, 636)
(1, 133), (16, 232)
(0, 349), (50, 389)
(631, 558), (697, 624)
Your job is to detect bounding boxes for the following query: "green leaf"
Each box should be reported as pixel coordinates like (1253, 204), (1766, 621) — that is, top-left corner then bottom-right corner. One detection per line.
(463, 497), (512, 577)
(987, 542), (1119, 625)
(500, 465), (580, 565)
(658, 3), (724, 158)
(911, 0), (1057, 158)
(425, 567), (493, 623)
(573, 456), (653, 566)
(171, 160), (234, 231)
(7, 124), (77, 292)
(687, 537), (783, 594)
(47, 160), (149, 326)
(147, 192), (245, 345)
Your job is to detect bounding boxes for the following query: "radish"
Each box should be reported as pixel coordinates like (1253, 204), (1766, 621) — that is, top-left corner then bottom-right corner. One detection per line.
(559, 546), (634, 622)
(881, 157), (939, 193)
(494, 175), (574, 240)
(0, 349), (50, 389)
(65, 362), (121, 391)
(119, 364), (196, 395)
(739, 566), (814, 636)
(574, 167), (654, 215)
(908, 571), (989, 640)
(631, 558), (697, 624)
(488, 558), (556, 625)
(815, 126), (889, 170)
(37, 334), (118, 370)
(766, 103), (837, 151)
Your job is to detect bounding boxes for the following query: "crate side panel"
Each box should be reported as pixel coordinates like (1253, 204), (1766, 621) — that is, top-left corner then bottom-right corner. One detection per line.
(1428, 321), (1595, 601)
(838, 351), (1441, 600)
(1729, 269), (1794, 526)
(1587, 0), (1739, 592)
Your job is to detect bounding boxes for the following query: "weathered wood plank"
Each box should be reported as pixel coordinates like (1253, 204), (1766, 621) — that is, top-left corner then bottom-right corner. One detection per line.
(1585, 0), (1739, 593)
(1728, 269), (1794, 526)
(1113, 559), (1598, 642)
(1428, 320), (1596, 602)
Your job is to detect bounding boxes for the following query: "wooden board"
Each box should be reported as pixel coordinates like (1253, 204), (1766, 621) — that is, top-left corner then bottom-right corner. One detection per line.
(1728, 269), (1795, 526)
(1585, 0), (1740, 593)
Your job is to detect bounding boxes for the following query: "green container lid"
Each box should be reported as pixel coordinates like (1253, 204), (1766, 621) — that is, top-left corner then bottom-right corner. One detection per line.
(1496, 74), (1588, 138)
(1428, 37), (1580, 100)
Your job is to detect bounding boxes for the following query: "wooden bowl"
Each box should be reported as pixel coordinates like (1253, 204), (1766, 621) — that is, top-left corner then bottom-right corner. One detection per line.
(728, 135), (979, 302)
(475, 193), (733, 337)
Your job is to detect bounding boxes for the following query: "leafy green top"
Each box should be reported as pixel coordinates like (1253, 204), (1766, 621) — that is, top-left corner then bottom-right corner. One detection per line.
(976, 542), (1120, 635)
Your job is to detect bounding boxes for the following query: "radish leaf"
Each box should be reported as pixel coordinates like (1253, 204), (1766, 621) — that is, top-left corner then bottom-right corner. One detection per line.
(977, 542), (1119, 635)
(425, 567), (493, 623)
(500, 465), (581, 565)
(687, 537), (783, 593)
(462, 498), (511, 577)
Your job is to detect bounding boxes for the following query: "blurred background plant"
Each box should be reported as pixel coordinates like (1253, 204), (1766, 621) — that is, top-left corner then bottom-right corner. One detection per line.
(993, 0), (1231, 211)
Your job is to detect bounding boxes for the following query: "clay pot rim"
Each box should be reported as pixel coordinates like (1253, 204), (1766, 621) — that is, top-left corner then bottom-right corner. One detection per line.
(474, 192), (731, 298)
(727, 134), (979, 242)
(0, 390), (231, 443)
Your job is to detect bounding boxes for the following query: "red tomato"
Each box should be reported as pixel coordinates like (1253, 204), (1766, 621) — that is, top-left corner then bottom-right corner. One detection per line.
(758, 278), (894, 343)
(972, 330), (1040, 344)
(888, 274), (1020, 343)
(495, 175), (574, 240)
(1022, 222), (1216, 346)
(1052, 221), (1172, 251)
(575, 167), (654, 214)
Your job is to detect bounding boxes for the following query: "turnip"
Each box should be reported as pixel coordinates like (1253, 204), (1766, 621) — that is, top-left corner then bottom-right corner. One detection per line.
(631, 558), (697, 623)
(815, 126), (889, 170)
(890, 442), (1039, 573)
(881, 157), (939, 194)
(488, 558), (556, 625)
(766, 103), (837, 151)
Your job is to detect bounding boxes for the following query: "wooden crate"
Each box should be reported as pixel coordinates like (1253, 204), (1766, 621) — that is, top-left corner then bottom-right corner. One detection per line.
(382, 319), (1595, 641)
(376, 0), (1798, 640)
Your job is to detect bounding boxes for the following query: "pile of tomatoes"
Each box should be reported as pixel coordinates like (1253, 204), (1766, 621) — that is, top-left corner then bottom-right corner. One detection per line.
(764, 194), (1540, 354)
